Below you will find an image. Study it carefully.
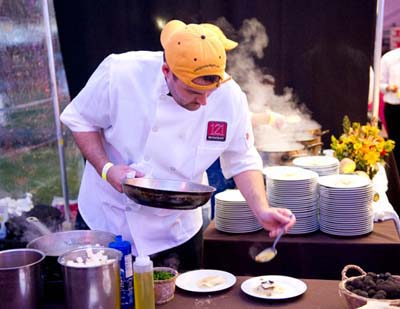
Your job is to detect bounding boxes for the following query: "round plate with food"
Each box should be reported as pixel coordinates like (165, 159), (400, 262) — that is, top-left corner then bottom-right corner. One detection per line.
(241, 275), (307, 299)
(175, 269), (236, 292)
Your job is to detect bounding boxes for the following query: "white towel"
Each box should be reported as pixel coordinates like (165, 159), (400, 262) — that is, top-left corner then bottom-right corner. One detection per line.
(372, 163), (400, 237)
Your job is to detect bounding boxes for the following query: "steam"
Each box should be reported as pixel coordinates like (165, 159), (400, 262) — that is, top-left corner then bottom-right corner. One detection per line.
(215, 17), (320, 146)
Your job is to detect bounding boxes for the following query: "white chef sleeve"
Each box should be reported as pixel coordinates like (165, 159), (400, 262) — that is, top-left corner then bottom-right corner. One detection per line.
(380, 54), (389, 92)
(220, 91), (262, 179)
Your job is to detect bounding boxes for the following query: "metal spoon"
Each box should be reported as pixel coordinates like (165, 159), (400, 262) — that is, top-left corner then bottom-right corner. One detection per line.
(255, 228), (285, 263)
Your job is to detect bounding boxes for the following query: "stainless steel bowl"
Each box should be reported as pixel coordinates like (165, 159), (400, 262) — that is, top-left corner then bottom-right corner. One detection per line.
(257, 142), (306, 166)
(58, 247), (122, 309)
(0, 249), (45, 309)
(123, 178), (216, 209)
(26, 230), (116, 257)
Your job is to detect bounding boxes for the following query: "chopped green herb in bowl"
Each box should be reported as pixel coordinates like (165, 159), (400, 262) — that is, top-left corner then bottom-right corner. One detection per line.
(154, 270), (175, 281)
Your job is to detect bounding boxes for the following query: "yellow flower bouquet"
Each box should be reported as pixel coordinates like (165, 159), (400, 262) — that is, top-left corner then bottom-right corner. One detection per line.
(331, 116), (395, 179)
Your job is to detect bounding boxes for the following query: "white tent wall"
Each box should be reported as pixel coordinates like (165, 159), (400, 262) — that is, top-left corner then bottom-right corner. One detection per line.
(0, 0), (81, 220)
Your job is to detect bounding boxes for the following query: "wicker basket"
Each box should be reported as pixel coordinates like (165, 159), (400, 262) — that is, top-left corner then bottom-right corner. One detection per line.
(339, 265), (400, 309)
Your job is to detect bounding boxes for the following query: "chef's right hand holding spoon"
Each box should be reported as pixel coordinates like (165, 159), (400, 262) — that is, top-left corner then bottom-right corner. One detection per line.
(255, 212), (295, 263)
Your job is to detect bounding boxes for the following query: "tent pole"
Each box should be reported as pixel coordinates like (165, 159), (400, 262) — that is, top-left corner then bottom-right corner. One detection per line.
(372, 0), (385, 121)
(42, 0), (72, 227)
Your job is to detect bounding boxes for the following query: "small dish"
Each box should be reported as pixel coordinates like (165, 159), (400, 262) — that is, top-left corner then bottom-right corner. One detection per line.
(241, 275), (307, 299)
(175, 269), (236, 292)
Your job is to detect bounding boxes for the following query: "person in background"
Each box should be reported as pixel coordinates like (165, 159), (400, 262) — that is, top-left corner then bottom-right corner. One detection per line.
(368, 66), (386, 132)
(380, 48), (400, 175)
(60, 20), (296, 271)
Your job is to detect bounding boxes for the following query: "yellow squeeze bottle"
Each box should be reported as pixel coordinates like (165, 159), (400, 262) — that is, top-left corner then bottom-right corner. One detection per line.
(133, 255), (155, 309)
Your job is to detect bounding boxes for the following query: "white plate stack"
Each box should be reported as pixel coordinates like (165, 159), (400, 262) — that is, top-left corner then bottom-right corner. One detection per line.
(214, 189), (263, 233)
(292, 155), (339, 176)
(318, 174), (374, 236)
(264, 166), (319, 234)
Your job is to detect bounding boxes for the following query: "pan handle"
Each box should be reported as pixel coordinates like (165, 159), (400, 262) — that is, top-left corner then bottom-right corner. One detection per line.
(281, 152), (308, 162)
(26, 216), (52, 235)
(315, 129), (330, 137)
(288, 153), (308, 161)
(305, 142), (323, 150)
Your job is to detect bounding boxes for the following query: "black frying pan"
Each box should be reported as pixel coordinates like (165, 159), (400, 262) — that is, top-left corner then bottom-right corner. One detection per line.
(123, 178), (216, 209)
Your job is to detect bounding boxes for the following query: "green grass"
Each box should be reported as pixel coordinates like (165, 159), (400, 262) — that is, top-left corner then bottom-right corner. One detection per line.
(0, 142), (81, 205)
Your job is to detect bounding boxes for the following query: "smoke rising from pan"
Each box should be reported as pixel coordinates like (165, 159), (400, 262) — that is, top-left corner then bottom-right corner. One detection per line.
(215, 17), (320, 146)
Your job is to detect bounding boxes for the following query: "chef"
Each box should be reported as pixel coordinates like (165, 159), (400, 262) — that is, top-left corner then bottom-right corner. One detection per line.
(60, 19), (296, 271)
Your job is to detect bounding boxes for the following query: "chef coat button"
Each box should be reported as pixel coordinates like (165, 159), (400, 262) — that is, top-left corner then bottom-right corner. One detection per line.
(144, 155), (150, 161)
(152, 126), (159, 132)
(169, 166), (176, 172)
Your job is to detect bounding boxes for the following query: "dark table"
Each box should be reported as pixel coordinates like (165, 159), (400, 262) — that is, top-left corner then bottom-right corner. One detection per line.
(203, 220), (400, 279)
(163, 277), (346, 309)
(45, 277), (346, 309)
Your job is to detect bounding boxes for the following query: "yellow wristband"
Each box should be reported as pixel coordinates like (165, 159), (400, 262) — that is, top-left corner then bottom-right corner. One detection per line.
(101, 162), (114, 181)
(268, 112), (276, 126)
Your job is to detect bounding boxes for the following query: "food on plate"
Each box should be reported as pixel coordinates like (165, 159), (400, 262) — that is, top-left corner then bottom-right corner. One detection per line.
(346, 272), (400, 299)
(66, 247), (115, 267)
(197, 275), (226, 288)
(253, 279), (285, 297)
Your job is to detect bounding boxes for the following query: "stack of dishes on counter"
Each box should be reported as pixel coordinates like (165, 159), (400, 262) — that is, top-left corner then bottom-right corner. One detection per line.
(264, 166), (319, 234)
(292, 155), (340, 176)
(318, 174), (374, 236)
(214, 189), (263, 233)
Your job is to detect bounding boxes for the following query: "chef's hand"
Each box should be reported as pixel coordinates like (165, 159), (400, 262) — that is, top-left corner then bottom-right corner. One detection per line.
(257, 208), (296, 238)
(268, 111), (286, 129)
(251, 111), (286, 129)
(106, 165), (144, 193)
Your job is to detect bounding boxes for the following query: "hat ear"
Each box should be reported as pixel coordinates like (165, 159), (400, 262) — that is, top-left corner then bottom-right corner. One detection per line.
(160, 20), (187, 49)
(201, 23), (238, 51)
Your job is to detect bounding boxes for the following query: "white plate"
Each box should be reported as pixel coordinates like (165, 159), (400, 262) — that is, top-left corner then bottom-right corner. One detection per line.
(293, 156), (339, 167)
(318, 174), (371, 188)
(175, 269), (236, 292)
(241, 275), (307, 299)
(264, 166), (319, 181)
(215, 189), (246, 202)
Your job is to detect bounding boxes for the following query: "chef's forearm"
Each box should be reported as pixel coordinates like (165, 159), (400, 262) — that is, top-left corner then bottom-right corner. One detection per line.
(72, 131), (109, 175)
(233, 170), (269, 216)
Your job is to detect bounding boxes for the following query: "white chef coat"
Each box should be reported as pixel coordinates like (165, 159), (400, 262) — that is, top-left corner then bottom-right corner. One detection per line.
(60, 51), (262, 256)
(380, 48), (400, 105)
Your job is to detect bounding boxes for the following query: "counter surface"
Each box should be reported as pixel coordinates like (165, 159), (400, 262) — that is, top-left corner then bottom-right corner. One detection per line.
(44, 277), (346, 309)
(162, 277), (345, 309)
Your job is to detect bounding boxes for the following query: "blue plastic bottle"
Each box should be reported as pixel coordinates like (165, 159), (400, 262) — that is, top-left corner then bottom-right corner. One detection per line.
(109, 235), (134, 309)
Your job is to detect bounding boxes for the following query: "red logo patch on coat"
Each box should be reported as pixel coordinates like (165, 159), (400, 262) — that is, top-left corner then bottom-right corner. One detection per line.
(207, 121), (227, 141)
